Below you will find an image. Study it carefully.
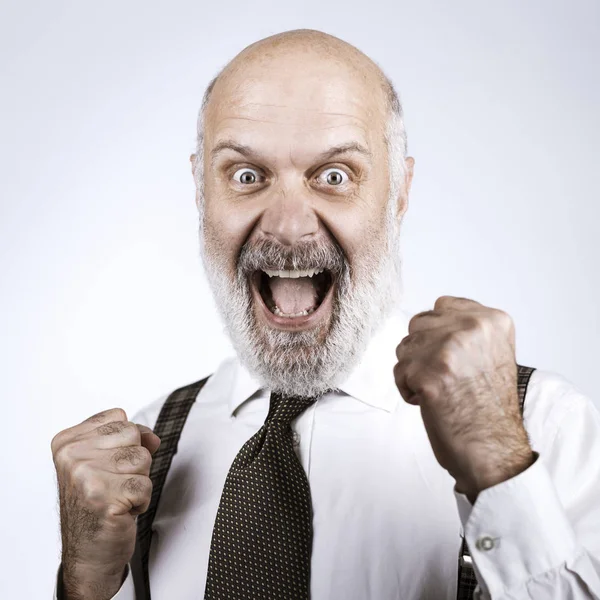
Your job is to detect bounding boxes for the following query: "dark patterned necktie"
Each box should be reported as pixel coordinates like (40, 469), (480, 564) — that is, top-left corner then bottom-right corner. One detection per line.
(203, 391), (318, 600)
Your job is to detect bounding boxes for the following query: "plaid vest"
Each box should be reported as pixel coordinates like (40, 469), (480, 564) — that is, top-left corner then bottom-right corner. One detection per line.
(131, 365), (536, 600)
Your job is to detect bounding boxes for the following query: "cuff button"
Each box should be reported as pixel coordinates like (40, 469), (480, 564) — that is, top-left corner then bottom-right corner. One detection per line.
(475, 535), (496, 551)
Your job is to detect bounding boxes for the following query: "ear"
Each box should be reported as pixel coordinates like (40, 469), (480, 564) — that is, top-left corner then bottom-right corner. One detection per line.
(397, 156), (415, 218)
(190, 154), (201, 210)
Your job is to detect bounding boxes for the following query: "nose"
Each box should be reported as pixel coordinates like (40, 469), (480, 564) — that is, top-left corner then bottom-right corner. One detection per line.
(259, 189), (319, 246)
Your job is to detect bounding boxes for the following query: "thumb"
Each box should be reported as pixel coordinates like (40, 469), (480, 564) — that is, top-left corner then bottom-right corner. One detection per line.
(136, 424), (161, 455)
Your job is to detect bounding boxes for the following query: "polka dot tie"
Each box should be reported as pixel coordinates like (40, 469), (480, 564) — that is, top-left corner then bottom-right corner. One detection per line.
(203, 392), (318, 600)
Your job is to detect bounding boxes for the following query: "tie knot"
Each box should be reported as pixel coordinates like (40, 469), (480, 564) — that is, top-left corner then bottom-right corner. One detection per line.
(266, 392), (318, 425)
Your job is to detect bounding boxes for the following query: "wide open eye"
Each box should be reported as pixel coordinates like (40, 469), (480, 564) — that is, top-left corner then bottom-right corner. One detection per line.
(318, 167), (349, 186)
(232, 168), (262, 185)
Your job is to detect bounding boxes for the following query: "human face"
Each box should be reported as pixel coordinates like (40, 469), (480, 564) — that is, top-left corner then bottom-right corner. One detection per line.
(196, 55), (405, 397)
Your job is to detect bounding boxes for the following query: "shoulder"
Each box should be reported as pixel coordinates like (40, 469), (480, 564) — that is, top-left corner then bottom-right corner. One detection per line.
(521, 366), (599, 453)
(130, 356), (240, 430)
(131, 392), (170, 430)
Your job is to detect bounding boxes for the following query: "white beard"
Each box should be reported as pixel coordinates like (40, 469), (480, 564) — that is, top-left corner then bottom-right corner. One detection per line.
(199, 206), (404, 399)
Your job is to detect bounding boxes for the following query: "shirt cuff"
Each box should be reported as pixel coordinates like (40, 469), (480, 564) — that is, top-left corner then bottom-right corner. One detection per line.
(54, 563), (135, 600)
(453, 451), (579, 598)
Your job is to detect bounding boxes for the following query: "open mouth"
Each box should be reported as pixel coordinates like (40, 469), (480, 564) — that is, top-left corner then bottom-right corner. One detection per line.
(250, 267), (335, 327)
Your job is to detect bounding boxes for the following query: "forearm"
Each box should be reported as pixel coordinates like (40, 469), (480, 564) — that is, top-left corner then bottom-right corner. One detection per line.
(59, 561), (128, 600)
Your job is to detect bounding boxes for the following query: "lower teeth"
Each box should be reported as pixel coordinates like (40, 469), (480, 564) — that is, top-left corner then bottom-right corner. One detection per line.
(272, 306), (315, 318)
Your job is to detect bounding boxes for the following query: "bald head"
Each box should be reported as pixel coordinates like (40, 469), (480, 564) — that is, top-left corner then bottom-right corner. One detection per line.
(193, 29), (408, 206)
(204, 29), (400, 126)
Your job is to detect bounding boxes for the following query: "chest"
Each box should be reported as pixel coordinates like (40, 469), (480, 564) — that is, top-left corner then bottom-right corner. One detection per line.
(149, 402), (462, 600)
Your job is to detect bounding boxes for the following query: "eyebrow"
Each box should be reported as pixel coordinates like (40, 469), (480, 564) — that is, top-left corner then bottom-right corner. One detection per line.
(210, 139), (372, 168)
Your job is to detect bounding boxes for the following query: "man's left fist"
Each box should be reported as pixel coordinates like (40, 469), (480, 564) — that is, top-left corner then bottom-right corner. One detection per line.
(394, 295), (536, 504)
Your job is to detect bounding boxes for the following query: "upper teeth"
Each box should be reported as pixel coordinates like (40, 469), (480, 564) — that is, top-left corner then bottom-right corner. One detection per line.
(263, 268), (325, 278)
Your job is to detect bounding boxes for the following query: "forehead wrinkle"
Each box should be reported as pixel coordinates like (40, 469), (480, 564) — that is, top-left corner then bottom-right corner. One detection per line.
(216, 115), (286, 125)
(302, 123), (368, 135)
(230, 101), (372, 120)
(213, 111), (371, 130)
(212, 92), (375, 121)
(214, 117), (369, 136)
(210, 138), (373, 170)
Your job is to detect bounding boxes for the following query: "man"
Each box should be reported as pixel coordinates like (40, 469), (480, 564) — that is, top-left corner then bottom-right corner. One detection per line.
(52, 29), (600, 600)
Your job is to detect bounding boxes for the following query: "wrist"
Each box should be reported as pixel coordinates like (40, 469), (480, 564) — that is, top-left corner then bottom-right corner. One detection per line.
(455, 449), (537, 503)
(61, 559), (128, 600)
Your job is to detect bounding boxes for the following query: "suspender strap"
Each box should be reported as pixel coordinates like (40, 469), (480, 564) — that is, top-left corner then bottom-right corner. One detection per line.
(131, 376), (211, 600)
(456, 364), (536, 600)
(127, 366), (536, 600)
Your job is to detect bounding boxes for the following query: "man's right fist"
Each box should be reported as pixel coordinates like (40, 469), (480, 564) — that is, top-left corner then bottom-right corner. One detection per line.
(51, 408), (161, 600)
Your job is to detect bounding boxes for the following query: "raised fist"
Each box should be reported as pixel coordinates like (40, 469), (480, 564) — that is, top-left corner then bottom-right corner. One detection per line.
(51, 408), (161, 599)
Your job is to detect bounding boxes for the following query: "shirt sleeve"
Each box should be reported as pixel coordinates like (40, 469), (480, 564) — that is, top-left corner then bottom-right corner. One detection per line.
(53, 563), (135, 600)
(453, 389), (600, 599)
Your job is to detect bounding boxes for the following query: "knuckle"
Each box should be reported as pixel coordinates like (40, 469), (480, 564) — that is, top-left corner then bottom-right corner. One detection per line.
(441, 330), (466, 357)
(112, 446), (151, 470)
(122, 420), (139, 434)
(51, 431), (66, 455)
(96, 420), (139, 442)
(453, 329), (473, 349)
(434, 296), (452, 310)
(53, 441), (76, 466)
(122, 421), (142, 443)
(85, 407), (128, 425)
(70, 459), (94, 485)
(395, 343), (402, 360)
(461, 315), (481, 331)
(494, 308), (513, 329)
(405, 331), (421, 347)
(97, 421), (126, 436)
(122, 476), (139, 495)
(112, 446), (137, 467)
(122, 475), (152, 497)
(408, 311), (435, 333)
(437, 345), (455, 370)
(80, 473), (108, 504)
(407, 370), (436, 399)
(407, 317), (418, 334)
(115, 408), (128, 422)
(396, 332), (418, 358)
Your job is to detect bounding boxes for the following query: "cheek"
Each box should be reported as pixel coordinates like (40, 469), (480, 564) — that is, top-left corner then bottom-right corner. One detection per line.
(204, 199), (258, 271)
(320, 201), (387, 268)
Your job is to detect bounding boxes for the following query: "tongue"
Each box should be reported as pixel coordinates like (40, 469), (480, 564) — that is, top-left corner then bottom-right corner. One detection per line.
(269, 276), (319, 314)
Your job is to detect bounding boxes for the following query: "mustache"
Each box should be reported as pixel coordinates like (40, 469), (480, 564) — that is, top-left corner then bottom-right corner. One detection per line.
(237, 237), (346, 276)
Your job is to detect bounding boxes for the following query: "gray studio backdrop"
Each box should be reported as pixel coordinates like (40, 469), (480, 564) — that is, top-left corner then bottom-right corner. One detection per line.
(0, 1), (598, 597)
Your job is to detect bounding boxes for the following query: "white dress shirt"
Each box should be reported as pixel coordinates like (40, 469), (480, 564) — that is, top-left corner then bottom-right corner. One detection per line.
(54, 307), (600, 599)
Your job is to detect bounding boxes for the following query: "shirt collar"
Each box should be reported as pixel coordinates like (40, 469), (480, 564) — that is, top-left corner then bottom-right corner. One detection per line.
(222, 306), (412, 416)
(338, 306), (411, 411)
